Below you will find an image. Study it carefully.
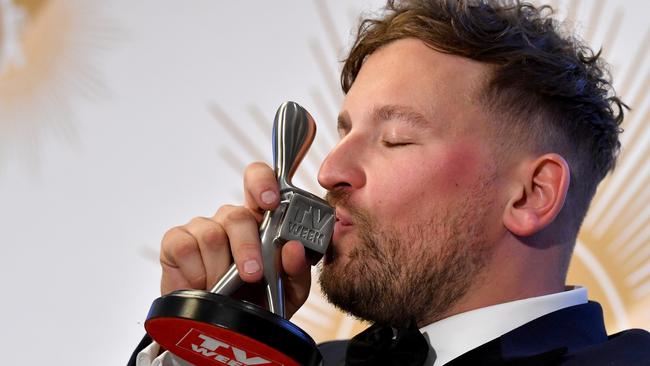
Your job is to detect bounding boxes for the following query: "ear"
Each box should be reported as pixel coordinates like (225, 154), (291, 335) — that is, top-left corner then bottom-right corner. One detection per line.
(503, 153), (570, 237)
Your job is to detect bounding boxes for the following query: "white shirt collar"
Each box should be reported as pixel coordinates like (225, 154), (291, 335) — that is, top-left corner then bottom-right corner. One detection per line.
(420, 286), (588, 366)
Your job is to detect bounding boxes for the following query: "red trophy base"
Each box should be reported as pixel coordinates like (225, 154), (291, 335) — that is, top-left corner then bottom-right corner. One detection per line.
(145, 290), (322, 366)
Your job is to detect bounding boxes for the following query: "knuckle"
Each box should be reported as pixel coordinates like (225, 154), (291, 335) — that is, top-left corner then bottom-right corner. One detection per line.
(187, 216), (225, 243)
(161, 226), (185, 248)
(169, 232), (199, 261)
(198, 222), (226, 248)
(187, 216), (207, 226)
(214, 204), (236, 219)
(234, 241), (261, 256)
(222, 206), (254, 226)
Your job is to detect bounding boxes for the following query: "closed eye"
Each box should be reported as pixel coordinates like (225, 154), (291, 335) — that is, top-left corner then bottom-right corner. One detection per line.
(382, 140), (413, 147)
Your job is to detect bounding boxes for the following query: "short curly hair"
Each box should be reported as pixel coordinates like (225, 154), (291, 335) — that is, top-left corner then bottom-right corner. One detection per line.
(341, 0), (625, 228)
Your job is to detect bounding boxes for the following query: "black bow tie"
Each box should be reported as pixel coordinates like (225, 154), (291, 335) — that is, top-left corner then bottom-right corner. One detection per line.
(345, 320), (431, 366)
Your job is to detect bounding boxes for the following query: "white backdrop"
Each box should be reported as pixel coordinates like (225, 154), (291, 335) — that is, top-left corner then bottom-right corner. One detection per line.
(0, 1), (648, 365)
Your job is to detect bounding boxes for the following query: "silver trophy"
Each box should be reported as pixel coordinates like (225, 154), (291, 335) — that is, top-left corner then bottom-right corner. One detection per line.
(145, 101), (335, 366)
(212, 101), (335, 316)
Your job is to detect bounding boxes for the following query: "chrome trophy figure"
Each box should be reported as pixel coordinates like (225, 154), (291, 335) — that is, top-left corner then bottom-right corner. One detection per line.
(145, 102), (335, 366)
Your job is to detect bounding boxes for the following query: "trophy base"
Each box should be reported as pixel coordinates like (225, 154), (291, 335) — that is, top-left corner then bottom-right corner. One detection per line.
(145, 290), (322, 366)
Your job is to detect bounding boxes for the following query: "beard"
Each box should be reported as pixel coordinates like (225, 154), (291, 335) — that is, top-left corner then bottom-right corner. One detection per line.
(318, 185), (495, 327)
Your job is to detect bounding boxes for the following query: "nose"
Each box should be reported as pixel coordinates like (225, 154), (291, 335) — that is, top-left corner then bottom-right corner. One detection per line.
(318, 135), (366, 191)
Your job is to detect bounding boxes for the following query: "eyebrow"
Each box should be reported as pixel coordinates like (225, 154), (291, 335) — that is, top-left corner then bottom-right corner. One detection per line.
(374, 104), (432, 129)
(337, 104), (432, 134)
(337, 111), (352, 135)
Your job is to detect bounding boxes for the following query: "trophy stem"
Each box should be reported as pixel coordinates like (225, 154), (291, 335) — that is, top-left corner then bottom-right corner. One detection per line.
(210, 263), (241, 295)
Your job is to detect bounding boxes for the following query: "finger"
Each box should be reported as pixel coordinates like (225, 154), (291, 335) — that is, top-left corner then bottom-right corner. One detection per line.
(282, 240), (309, 278)
(160, 226), (207, 293)
(161, 265), (193, 295)
(184, 216), (232, 289)
(215, 205), (264, 283)
(281, 240), (311, 317)
(243, 162), (279, 220)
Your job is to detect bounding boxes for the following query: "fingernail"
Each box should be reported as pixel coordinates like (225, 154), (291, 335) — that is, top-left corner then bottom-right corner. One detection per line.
(244, 260), (260, 274)
(261, 190), (277, 205)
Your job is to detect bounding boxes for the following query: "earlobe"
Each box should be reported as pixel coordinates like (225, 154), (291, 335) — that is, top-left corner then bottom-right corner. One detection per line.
(504, 188), (541, 237)
(503, 154), (570, 237)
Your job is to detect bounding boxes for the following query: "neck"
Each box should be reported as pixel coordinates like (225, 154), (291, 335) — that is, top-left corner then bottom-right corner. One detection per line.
(422, 238), (569, 326)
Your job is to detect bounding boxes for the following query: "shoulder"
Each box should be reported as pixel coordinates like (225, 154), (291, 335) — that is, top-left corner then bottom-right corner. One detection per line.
(560, 328), (650, 365)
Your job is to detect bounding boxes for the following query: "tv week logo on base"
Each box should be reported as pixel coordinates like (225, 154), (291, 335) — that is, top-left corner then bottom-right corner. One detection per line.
(177, 329), (283, 366)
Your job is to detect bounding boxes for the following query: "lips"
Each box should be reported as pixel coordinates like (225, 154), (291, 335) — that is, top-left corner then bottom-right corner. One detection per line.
(335, 210), (354, 226)
(336, 210), (352, 226)
(332, 209), (354, 243)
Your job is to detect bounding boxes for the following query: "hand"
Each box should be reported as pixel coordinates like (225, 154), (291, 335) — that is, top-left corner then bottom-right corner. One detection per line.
(159, 162), (312, 317)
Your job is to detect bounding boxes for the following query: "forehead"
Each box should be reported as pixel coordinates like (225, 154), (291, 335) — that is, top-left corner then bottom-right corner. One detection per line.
(342, 38), (491, 131)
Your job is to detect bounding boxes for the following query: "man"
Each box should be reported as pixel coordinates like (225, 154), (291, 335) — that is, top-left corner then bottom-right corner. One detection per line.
(131, 0), (650, 365)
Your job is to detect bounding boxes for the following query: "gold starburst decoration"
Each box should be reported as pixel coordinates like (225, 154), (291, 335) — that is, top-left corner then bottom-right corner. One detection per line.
(0, 0), (117, 172)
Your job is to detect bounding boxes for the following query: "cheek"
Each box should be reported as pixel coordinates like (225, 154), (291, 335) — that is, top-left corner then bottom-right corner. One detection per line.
(372, 142), (488, 215)
(435, 142), (487, 190)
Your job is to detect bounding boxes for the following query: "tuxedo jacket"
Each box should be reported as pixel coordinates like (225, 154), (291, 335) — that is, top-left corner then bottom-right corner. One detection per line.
(319, 302), (650, 365)
(129, 302), (650, 366)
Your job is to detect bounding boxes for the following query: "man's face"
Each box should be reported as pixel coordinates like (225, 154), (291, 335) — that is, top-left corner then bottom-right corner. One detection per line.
(317, 38), (506, 326)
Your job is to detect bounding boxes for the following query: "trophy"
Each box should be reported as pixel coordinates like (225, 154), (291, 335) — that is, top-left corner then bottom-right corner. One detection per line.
(145, 101), (335, 366)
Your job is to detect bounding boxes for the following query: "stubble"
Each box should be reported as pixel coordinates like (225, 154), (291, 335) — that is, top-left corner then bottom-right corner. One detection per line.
(319, 181), (496, 327)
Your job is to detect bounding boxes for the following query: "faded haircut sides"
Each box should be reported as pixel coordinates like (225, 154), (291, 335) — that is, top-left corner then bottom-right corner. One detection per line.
(341, 0), (626, 236)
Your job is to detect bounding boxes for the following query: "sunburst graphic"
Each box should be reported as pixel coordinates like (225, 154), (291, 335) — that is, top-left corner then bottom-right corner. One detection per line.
(0, 0), (119, 173)
(209, 0), (649, 342)
(553, 0), (650, 333)
(0, 0), (26, 72)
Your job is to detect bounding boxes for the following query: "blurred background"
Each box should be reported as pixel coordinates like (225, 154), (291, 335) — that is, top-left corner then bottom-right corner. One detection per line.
(0, 1), (648, 364)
